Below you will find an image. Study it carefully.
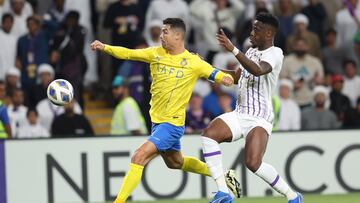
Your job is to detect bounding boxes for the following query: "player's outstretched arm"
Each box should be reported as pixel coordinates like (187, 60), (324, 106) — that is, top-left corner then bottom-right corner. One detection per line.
(216, 29), (272, 76)
(90, 40), (153, 63)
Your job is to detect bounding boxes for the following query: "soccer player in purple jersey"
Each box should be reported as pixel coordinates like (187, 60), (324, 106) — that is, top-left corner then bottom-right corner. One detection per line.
(202, 13), (304, 203)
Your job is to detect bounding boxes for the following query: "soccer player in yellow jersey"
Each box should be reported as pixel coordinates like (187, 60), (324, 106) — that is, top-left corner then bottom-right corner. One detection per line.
(91, 18), (234, 203)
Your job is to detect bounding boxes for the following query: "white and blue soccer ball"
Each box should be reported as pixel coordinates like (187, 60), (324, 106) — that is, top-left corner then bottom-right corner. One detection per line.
(47, 79), (74, 106)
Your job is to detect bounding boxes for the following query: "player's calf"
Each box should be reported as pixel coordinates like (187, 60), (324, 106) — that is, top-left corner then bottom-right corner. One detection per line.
(164, 159), (183, 169)
(244, 155), (262, 172)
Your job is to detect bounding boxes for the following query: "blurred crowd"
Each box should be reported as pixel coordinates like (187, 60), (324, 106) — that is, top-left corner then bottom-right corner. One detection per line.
(0, 0), (360, 139)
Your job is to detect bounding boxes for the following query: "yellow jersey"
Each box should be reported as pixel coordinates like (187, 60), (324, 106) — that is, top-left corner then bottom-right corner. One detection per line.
(104, 45), (227, 126)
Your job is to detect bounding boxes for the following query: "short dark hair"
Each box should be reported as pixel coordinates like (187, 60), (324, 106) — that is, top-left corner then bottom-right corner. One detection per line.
(2, 13), (13, 24)
(163, 18), (186, 34)
(342, 58), (357, 68)
(256, 12), (279, 31)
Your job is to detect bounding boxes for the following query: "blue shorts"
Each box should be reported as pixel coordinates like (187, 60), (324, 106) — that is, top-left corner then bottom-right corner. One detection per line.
(148, 123), (185, 152)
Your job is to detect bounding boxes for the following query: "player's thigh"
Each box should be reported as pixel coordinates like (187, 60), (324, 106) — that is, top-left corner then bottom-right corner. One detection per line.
(148, 123), (184, 152)
(131, 140), (159, 166)
(160, 150), (184, 169)
(244, 127), (269, 171)
(202, 117), (233, 143)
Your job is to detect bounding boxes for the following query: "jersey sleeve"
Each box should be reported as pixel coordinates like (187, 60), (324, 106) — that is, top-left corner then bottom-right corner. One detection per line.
(195, 57), (227, 83)
(104, 45), (156, 63)
(261, 48), (284, 71)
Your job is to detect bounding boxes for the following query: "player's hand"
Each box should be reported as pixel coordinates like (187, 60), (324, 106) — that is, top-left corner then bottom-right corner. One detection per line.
(221, 74), (234, 86)
(90, 40), (105, 51)
(216, 29), (235, 52)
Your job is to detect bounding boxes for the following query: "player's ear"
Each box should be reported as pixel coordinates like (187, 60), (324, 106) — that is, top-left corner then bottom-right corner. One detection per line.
(266, 29), (272, 39)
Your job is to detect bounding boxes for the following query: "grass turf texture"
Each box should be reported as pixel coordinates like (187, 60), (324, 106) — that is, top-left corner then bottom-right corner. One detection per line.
(99, 193), (360, 203)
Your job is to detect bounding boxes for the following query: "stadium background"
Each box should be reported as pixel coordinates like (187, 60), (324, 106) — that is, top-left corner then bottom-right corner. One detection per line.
(0, 0), (360, 203)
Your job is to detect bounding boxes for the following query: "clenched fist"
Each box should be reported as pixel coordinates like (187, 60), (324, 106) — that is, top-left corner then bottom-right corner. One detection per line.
(90, 40), (105, 51)
(221, 74), (234, 86)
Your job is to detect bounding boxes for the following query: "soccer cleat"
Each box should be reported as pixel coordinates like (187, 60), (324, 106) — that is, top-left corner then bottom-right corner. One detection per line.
(209, 191), (234, 203)
(288, 192), (304, 203)
(225, 169), (242, 198)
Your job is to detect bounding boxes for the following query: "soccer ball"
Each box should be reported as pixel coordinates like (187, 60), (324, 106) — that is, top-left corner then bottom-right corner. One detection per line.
(47, 79), (74, 106)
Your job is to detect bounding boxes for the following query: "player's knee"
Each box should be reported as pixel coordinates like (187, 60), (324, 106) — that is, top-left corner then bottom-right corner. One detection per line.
(131, 149), (146, 165)
(202, 126), (216, 139)
(245, 156), (262, 172)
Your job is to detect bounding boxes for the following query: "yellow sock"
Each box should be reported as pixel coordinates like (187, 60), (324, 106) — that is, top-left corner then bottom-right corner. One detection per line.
(181, 156), (211, 177)
(114, 163), (144, 203)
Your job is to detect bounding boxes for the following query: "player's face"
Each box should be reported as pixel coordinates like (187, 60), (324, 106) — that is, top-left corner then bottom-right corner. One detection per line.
(160, 24), (183, 50)
(160, 24), (174, 49)
(250, 21), (266, 48)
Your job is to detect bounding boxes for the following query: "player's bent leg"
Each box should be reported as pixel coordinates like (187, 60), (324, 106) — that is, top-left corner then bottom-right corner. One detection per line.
(246, 127), (302, 202)
(161, 150), (211, 176)
(202, 118), (234, 199)
(161, 150), (183, 169)
(244, 127), (268, 172)
(114, 141), (159, 203)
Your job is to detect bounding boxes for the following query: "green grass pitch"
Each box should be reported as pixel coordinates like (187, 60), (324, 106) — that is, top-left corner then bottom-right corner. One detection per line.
(98, 193), (360, 203)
